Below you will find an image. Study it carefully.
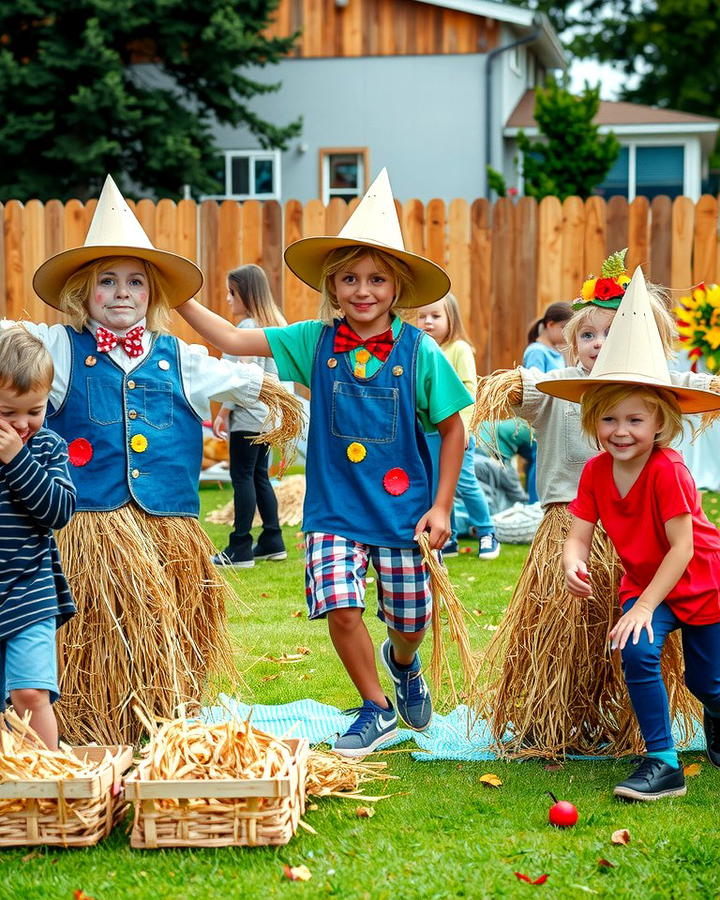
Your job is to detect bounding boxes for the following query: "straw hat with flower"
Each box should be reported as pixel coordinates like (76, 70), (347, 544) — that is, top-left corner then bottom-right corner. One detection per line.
(33, 175), (203, 309)
(284, 168), (450, 308)
(537, 267), (720, 414)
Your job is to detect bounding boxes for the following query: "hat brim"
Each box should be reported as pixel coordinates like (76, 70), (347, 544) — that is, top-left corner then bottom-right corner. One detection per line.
(536, 374), (720, 414)
(283, 237), (451, 308)
(33, 245), (203, 310)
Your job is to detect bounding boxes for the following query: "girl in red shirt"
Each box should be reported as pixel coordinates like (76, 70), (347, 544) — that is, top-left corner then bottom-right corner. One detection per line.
(564, 383), (720, 800)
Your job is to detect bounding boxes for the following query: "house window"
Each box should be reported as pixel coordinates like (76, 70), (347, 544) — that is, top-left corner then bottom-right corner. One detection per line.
(596, 144), (685, 200)
(203, 150), (281, 200)
(319, 149), (369, 204)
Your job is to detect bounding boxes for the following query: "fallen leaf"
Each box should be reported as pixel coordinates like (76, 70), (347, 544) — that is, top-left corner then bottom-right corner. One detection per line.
(611, 829), (631, 845)
(472, 608), (483, 616)
(295, 531), (304, 538)
(543, 764), (563, 771)
(479, 773), (503, 787)
(73, 892), (96, 900)
(683, 763), (701, 777)
(295, 542), (304, 550)
(514, 873), (548, 885)
(260, 592), (270, 598)
(483, 624), (499, 631)
(283, 864), (312, 882)
(261, 673), (281, 682)
(265, 653), (306, 663)
(307, 802), (318, 811)
(503, 585), (513, 591)
(356, 806), (375, 818)
(291, 609), (304, 618)
(597, 859), (615, 869)
(295, 646), (311, 655)
(21, 852), (38, 863)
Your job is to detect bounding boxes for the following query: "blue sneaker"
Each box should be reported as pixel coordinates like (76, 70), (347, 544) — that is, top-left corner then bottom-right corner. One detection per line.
(478, 533), (500, 560)
(380, 639), (432, 731)
(333, 699), (398, 758)
(441, 539), (459, 558)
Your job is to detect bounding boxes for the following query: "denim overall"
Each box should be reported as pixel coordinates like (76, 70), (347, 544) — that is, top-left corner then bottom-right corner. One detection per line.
(303, 320), (432, 548)
(47, 327), (203, 516)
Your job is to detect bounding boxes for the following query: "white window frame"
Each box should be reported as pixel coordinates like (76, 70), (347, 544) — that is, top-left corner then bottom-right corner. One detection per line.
(201, 149), (281, 201)
(319, 149), (368, 205)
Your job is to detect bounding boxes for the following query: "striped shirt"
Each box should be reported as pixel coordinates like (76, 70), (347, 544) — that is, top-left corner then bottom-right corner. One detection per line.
(0, 427), (76, 640)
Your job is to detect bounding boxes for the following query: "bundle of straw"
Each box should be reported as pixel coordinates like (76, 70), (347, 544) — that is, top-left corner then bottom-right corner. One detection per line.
(257, 377), (305, 476)
(417, 532), (477, 708)
(469, 369), (523, 449)
(205, 474), (306, 528)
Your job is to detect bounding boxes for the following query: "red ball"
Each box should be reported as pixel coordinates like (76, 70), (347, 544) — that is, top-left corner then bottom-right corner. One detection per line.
(548, 800), (578, 828)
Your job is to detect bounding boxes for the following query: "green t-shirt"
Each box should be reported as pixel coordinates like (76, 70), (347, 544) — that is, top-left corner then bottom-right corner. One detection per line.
(265, 317), (472, 432)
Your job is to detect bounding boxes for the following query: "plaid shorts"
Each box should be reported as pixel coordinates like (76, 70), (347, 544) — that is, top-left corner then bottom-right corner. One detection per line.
(304, 532), (432, 633)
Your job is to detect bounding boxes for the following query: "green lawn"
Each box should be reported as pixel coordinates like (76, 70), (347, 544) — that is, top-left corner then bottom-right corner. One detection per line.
(4, 485), (720, 900)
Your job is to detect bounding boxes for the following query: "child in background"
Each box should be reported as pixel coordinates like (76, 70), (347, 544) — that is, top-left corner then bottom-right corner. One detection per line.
(212, 265), (288, 568)
(0, 327), (76, 748)
(557, 271), (720, 798)
(179, 170), (471, 756)
(418, 293), (500, 559)
(472, 250), (716, 757)
(523, 302), (573, 372)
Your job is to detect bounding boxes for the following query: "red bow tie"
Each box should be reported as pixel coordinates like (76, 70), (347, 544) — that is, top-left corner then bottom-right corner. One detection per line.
(333, 321), (394, 362)
(96, 324), (145, 358)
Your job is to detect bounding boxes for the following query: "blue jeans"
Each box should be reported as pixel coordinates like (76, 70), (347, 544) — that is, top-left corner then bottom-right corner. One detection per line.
(426, 434), (494, 540)
(621, 598), (720, 751)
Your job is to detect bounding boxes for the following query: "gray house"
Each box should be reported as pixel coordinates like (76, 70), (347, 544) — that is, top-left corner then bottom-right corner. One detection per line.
(205, 0), (566, 203)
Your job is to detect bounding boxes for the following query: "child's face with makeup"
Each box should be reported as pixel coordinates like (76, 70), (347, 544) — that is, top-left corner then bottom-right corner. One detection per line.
(575, 307), (615, 371)
(88, 257), (150, 331)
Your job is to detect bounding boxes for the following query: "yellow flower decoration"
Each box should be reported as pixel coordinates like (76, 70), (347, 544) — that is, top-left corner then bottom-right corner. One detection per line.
(581, 278), (597, 301)
(675, 283), (720, 370)
(131, 434), (148, 453)
(346, 442), (367, 463)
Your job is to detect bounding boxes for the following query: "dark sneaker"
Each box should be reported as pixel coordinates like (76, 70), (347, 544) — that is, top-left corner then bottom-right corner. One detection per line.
(613, 757), (686, 801)
(703, 709), (720, 767)
(333, 699), (398, 758)
(478, 533), (501, 560)
(441, 539), (459, 558)
(253, 545), (288, 561)
(380, 638), (432, 731)
(211, 551), (255, 569)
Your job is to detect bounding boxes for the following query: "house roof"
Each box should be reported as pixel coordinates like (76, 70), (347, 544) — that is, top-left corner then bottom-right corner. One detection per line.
(418, 1), (566, 69)
(505, 89), (720, 133)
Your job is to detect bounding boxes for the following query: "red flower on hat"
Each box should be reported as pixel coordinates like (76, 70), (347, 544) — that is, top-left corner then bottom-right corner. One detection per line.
(68, 438), (93, 467)
(593, 277), (625, 301)
(383, 467), (410, 496)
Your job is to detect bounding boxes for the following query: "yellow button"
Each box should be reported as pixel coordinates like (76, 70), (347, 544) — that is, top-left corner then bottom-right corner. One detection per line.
(128, 410), (138, 420)
(131, 469), (140, 478)
(127, 380), (136, 390)
(356, 349), (371, 364)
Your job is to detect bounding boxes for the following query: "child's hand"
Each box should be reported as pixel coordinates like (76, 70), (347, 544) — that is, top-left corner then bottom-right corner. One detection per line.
(565, 560), (592, 597)
(212, 410), (229, 441)
(414, 505), (451, 551)
(0, 419), (23, 464)
(609, 601), (655, 651)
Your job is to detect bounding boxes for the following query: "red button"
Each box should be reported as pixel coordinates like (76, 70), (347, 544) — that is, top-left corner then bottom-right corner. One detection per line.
(383, 467), (410, 496)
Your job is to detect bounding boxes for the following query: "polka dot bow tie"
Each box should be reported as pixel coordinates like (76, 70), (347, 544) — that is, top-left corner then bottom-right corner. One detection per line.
(95, 324), (145, 358)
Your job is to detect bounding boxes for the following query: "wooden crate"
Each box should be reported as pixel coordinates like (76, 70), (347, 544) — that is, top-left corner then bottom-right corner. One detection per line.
(125, 737), (309, 848)
(0, 745), (133, 847)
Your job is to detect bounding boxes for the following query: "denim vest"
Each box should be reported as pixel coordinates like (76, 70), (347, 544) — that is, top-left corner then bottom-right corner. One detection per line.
(47, 327), (203, 516)
(303, 320), (432, 548)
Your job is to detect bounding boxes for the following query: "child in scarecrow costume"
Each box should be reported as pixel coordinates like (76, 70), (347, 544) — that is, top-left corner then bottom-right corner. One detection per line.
(549, 268), (720, 799)
(10, 176), (301, 745)
(471, 251), (719, 757)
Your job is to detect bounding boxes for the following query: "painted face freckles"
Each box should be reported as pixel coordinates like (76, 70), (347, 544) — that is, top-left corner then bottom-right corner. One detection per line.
(88, 258), (150, 331)
(0, 384), (48, 444)
(333, 256), (396, 337)
(417, 300), (450, 344)
(575, 308), (615, 372)
(597, 396), (660, 466)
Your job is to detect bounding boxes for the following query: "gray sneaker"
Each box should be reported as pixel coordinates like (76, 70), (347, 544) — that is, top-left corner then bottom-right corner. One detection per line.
(380, 639), (432, 731)
(333, 699), (398, 758)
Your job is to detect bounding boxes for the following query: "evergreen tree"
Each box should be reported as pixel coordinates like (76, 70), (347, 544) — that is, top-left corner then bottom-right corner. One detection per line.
(0, 1), (301, 200)
(517, 78), (620, 200)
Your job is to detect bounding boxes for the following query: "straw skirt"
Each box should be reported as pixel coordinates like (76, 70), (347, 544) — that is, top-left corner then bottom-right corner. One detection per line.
(478, 503), (698, 757)
(54, 505), (235, 745)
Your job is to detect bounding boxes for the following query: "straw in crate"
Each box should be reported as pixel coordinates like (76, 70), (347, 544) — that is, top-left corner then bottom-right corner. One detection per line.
(125, 714), (309, 848)
(0, 711), (132, 847)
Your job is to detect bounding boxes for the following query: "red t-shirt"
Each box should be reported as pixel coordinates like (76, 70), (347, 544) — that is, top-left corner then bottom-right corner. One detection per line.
(569, 447), (720, 624)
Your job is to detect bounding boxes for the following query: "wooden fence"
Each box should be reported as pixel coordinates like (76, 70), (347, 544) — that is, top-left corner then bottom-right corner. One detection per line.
(2, 194), (719, 372)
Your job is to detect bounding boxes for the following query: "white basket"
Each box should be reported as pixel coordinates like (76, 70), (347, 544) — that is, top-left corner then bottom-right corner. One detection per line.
(492, 502), (543, 544)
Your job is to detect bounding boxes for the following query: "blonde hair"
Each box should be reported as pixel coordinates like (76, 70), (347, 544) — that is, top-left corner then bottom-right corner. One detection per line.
(580, 383), (683, 449)
(318, 246), (413, 324)
(59, 256), (172, 333)
(564, 282), (676, 364)
(424, 293), (473, 350)
(228, 264), (286, 327)
(0, 325), (54, 394)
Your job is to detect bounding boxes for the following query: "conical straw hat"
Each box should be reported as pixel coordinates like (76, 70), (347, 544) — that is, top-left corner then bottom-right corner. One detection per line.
(283, 168), (450, 308)
(33, 175), (203, 309)
(537, 267), (720, 413)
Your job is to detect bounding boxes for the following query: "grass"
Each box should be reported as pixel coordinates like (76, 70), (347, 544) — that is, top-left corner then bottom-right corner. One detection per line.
(4, 484), (720, 900)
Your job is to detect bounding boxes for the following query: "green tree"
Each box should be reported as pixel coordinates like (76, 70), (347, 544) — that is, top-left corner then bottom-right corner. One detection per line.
(0, 1), (301, 201)
(516, 77), (620, 200)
